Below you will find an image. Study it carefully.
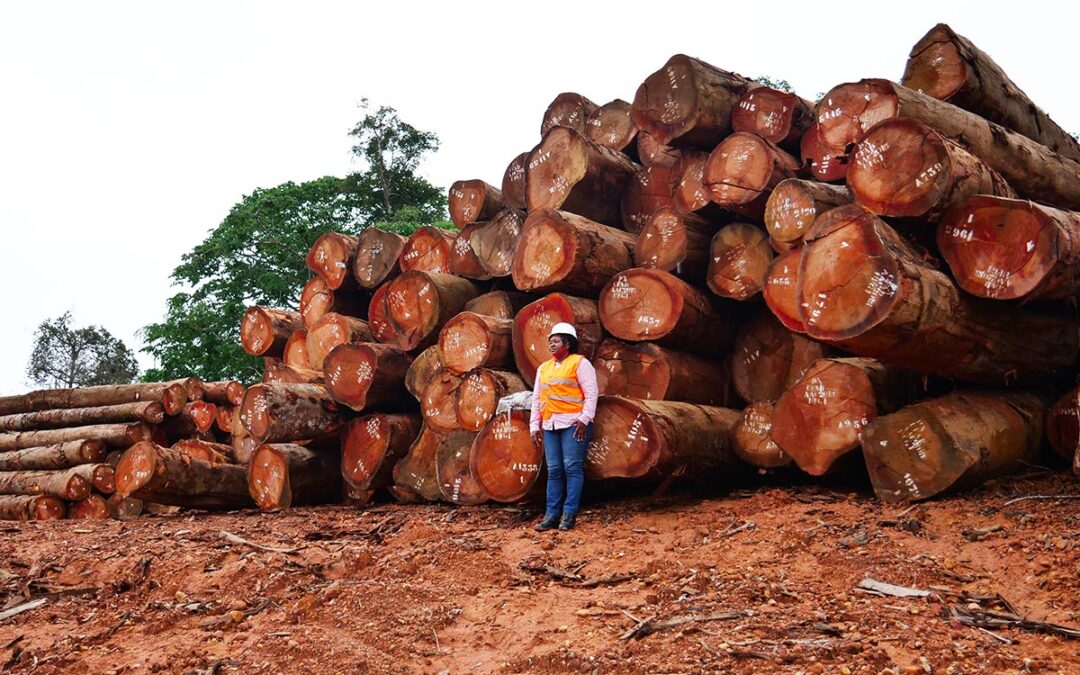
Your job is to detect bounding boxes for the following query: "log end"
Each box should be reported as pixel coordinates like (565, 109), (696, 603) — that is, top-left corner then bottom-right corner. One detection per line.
(248, 444), (291, 510)
(299, 277), (333, 329)
(707, 223), (774, 300)
(70, 494), (110, 520)
(34, 496), (66, 521)
(162, 383), (189, 416)
(449, 179), (489, 228)
(705, 133), (774, 206)
(763, 248), (806, 333)
(630, 54), (703, 147)
(239, 385), (273, 443)
(341, 416), (391, 491)
(439, 313), (493, 375)
(525, 128), (588, 212)
(225, 381), (246, 407)
(816, 79), (898, 155)
(733, 402), (791, 469)
(323, 344), (376, 413)
(848, 118), (952, 217)
(585, 397), (662, 479)
(241, 307), (277, 356)
(400, 227), (454, 275)
(598, 269), (683, 342)
(306, 232), (356, 290)
(456, 370), (500, 432)
(470, 410), (541, 503)
(900, 30), (966, 101)
(115, 441), (160, 498)
(731, 87), (796, 144)
(512, 210), (578, 291)
(765, 179), (817, 244)
(436, 431), (488, 505)
(634, 207), (690, 272)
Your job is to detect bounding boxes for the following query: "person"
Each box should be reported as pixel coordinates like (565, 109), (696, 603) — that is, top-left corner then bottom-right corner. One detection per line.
(530, 322), (598, 531)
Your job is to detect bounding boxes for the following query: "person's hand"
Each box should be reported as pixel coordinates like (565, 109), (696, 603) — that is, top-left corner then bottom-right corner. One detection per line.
(532, 431), (543, 448)
(573, 421), (588, 442)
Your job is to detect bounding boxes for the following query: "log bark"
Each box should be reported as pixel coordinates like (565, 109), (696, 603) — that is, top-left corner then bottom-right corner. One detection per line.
(438, 312), (514, 375)
(937, 195), (1080, 300)
(341, 413), (422, 497)
(901, 23), (1080, 162)
(0, 466), (93, 500)
(172, 439), (233, 464)
(585, 99), (638, 154)
(70, 494), (110, 520)
(449, 180), (506, 229)
(762, 247), (806, 332)
(0, 495), (64, 521)
(512, 293), (602, 386)
(730, 311), (830, 404)
(115, 442), (252, 509)
(263, 359), (324, 386)
(248, 443), (341, 510)
(848, 118), (1015, 221)
(860, 390), (1047, 502)
(512, 208), (636, 297)
(732, 401), (791, 469)
(705, 132), (801, 210)
(799, 122), (848, 183)
(456, 369), (527, 432)
(469, 409), (541, 503)
(467, 209), (525, 278)
(501, 152), (529, 211)
(405, 346), (444, 401)
(400, 226), (458, 275)
(463, 290), (535, 320)
(594, 338), (735, 406)
(0, 381), (187, 417)
(631, 54), (756, 148)
(541, 92), (599, 136)
(392, 425), (448, 502)
(764, 179), (852, 246)
(798, 205), (1078, 384)
(0, 423), (152, 452)
(369, 271), (481, 351)
(323, 342), (413, 413)
(299, 276), (369, 329)
(230, 410), (256, 465)
(421, 369), (464, 433)
(620, 165), (678, 235)
(0, 440), (106, 471)
(634, 207), (720, 282)
(306, 313), (373, 370)
(0, 401), (164, 432)
(525, 127), (638, 229)
(1046, 386), (1080, 464)
(241, 307), (303, 357)
(436, 430), (486, 505)
(284, 331), (313, 370)
(352, 228), (407, 290)
(598, 268), (737, 355)
(586, 397), (741, 479)
(731, 87), (814, 152)
(706, 223), (775, 300)
(200, 381), (245, 407)
(239, 383), (343, 444)
(306, 232), (359, 291)
(449, 223), (494, 281)
(636, 131), (682, 168)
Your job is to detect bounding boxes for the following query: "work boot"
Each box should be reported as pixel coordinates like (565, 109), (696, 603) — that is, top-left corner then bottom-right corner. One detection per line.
(534, 514), (559, 531)
(558, 514), (577, 531)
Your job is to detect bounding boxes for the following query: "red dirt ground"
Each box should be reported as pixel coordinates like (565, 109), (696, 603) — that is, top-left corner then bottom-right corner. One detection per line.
(0, 470), (1078, 674)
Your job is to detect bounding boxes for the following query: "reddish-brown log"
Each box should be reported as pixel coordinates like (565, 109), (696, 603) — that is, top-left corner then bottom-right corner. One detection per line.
(541, 92), (599, 136)
(636, 131), (682, 169)
(732, 401), (791, 469)
(239, 383), (343, 444)
(306, 313), (373, 370)
(0, 401), (164, 432)
(115, 442), (252, 508)
(670, 151), (732, 223)
(173, 439), (234, 464)
(341, 413), (422, 497)
(707, 223), (775, 300)
(70, 494), (110, 520)
(938, 196), (1080, 300)
(186, 401), (217, 434)
(464, 290), (535, 320)
(501, 152), (529, 211)
(392, 425), (448, 502)
(323, 342), (413, 413)
(512, 209), (636, 297)
(369, 271), (481, 351)
(230, 411), (256, 465)
(106, 494), (143, 519)
(71, 463), (115, 494)
(300, 276), (368, 329)
(799, 122), (848, 183)
(731, 87), (814, 152)
(762, 248), (805, 332)
(621, 165), (678, 235)
(306, 232), (359, 291)
(241, 307), (303, 358)
(0, 381), (187, 417)
(705, 132), (800, 211)
(456, 369), (527, 432)
(284, 331), (312, 370)
(400, 226), (457, 274)
(449, 223), (494, 281)
(467, 210), (525, 278)
(764, 179), (852, 246)
(800, 206), (1078, 383)
(0, 423), (152, 452)
(215, 405), (234, 435)
(405, 346), (444, 401)
(861, 390), (1047, 502)
(200, 381), (245, 407)
(512, 293), (603, 385)
(586, 99), (638, 154)
(0, 495), (64, 521)
(525, 127), (638, 229)
(469, 409), (541, 503)
(730, 311), (829, 403)
(1047, 386), (1080, 464)
(438, 312), (514, 375)
(0, 466), (92, 500)
(0, 440), (106, 471)
(634, 207), (720, 282)
(263, 359), (324, 386)
(421, 369), (464, 433)
(594, 338), (735, 406)
(248, 443), (341, 510)
(436, 430), (486, 505)
(449, 180), (506, 229)
(352, 228), (408, 291)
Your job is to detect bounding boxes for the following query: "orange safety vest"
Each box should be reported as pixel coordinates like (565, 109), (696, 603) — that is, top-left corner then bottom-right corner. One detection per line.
(538, 354), (585, 421)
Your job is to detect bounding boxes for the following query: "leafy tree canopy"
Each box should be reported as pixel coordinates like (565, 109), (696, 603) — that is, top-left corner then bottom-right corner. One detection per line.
(28, 311), (139, 388)
(755, 75), (796, 94)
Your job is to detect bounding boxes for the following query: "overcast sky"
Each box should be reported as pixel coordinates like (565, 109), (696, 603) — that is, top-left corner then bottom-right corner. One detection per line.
(1, 1), (1076, 394)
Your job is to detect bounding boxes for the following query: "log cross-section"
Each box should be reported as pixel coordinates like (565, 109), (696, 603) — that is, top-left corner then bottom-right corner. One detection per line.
(341, 413), (422, 499)
(449, 180), (506, 229)
(323, 342), (413, 413)
(241, 307), (303, 358)
(239, 383), (343, 444)
(469, 409), (542, 503)
(306, 232), (359, 291)
(368, 271), (481, 351)
(512, 293), (602, 386)
(115, 442), (252, 509)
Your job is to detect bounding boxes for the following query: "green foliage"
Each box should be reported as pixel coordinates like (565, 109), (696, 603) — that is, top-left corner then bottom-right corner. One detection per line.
(754, 75), (796, 94)
(28, 312), (139, 388)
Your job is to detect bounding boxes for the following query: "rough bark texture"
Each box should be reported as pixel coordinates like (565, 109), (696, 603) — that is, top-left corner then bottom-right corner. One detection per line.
(400, 226), (458, 275)
(467, 209), (525, 278)
(421, 369), (464, 433)
(239, 383), (343, 444)
(705, 132), (801, 209)
(438, 312), (514, 375)
(621, 165), (678, 235)
(512, 294), (602, 386)
(0, 495), (65, 521)
(800, 122), (848, 183)
(449, 223), (494, 281)
(449, 179), (507, 229)
(0, 440), (106, 471)
(405, 346), (444, 402)
(0, 423), (152, 452)
(765, 179), (852, 246)
(248, 443), (341, 510)
(706, 223), (775, 300)
(306, 232), (359, 291)
(172, 439), (234, 464)
(300, 276), (369, 329)
(585, 99), (638, 154)
(115, 442), (252, 509)
(341, 413), (422, 498)
(369, 271), (481, 351)
(732, 401), (791, 469)
(470, 409), (541, 503)
(594, 338), (735, 406)
(634, 207), (720, 282)
(456, 369), (528, 432)
(0, 382), (187, 417)
(241, 307), (303, 358)
(283, 331), (313, 370)
(0, 401), (164, 432)
(436, 430), (486, 505)
(352, 228), (407, 291)
(730, 311), (830, 404)
(305, 313), (374, 370)
(1046, 386), (1080, 464)
(762, 247), (806, 332)
(0, 466), (93, 500)
(731, 87), (814, 152)
(392, 425), (448, 502)
(464, 290), (535, 321)
(263, 359), (324, 386)
(501, 152), (529, 211)
(323, 342), (413, 413)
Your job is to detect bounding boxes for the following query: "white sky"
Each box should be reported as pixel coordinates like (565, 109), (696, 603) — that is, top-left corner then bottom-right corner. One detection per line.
(1, 1), (1076, 395)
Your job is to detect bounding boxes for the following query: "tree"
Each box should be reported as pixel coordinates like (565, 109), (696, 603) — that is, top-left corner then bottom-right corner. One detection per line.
(755, 75), (796, 94)
(27, 312), (139, 388)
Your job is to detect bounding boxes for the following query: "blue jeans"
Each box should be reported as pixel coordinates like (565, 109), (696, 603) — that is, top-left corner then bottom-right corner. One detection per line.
(543, 424), (592, 518)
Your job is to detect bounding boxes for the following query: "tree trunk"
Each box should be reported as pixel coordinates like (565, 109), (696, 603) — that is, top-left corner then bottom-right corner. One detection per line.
(730, 311), (830, 404)
(799, 122), (848, 183)
(436, 430), (486, 505)
(731, 87), (814, 152)
(0, 381), (187, 417)
(848, 118), (1015, 221)
(241, 307), (303, 358)
(586, 397), (741, 479)
(594, 338), (735, 406)
(449, 223), (494, 281)
(764, 179), (852, 247)
(323, 342), (413, 412)
(392, 425), (448, 502)
(173, 439), (234, 464)
(284, 331), (313, 370)
(449, 180), (506, 229)
(299, 276), (369, 329)
(200, 381), (245, 407)
(0, 401), (164, 432)
(0, 466), (94, 500)
(861, 390), (1047, 502)
(1046, 386), (1080, 464)
(707, 223), (775, 300)
(620, 165), (678, 235)
(248, 443), (341, 510)
(541, 92), (599, 136)
(70, 462), (115, 494)
(732, 401), (791, 469)
(369, 271), (481, 351)
(70, 494), (110, 520)
(631, 54), (756, 148)
(341, 413), (422, 498)
(634, 207), (720, 282)
(405, 346), (444, 401)
(0, 495), (65, 521)
(463, 290), (535, 320)
(399, 226), (458, 275)
(636, 131), (682, 169)
(421, 369), (464, 433)
(938, 195), (1080, 300)
(263, 359), (324, 386)
(467, 209), (525, 278)
(239, 383), (343, 444)
(512, 208), (636, 297)
(671, 151), (732, 221)
(306, 232), (359, 291)
(798, 205), (1078, 384)
(353, 228), (407, 290)
(456, 369), (528, 432)
(115, 442), (252, 509)
(501, 152), (529, 211)
(901, 23), (1080, 162)
(585, 99), (638, 154)
(470, 409), (541, 503)
(763, 247), (805, 332)
(598, 268), (737, 356)
(0, 422), (152, 452)
(512, 293), (602, 386)
(0, 440), (106, 471)
(705, 132), (801, 210)
(305, 313), (373, 370)
(525, 127), (638, 229)
(438, 312), (514, 375)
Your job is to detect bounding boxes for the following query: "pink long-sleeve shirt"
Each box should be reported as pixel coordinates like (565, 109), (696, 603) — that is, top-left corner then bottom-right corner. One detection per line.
(529, 356), (599, 434)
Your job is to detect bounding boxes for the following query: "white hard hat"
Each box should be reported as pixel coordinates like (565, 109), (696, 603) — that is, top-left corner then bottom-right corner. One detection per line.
(548, 322), (578, 339)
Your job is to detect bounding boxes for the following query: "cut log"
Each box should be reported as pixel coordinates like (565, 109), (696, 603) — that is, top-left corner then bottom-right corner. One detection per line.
(438, 312), (514, 375)
(352, 228), (408, 290)
(636, 131), (682, 168)
(512, 293), (603, 386)
(239, 383), (343, 444)
(323, 342), (413, 412)
(671, 150), (731, 222)
(0, 423), (152, 452)
(764, 179), (852, 246)
(241, 307), (303, 358)
(306, 232), (359, 291)
(368, 271), (481, 351)
(800, 122), (848, 183)
(341, 413), (422, 497)
(501, 152), (529, 211)
(848, 118), (1015, 220)
(511, 208), (636, 297)
(456, 369), (527, 432)
(70, 494), (110, 520)
(449, 223), (494, 280)
(634, 207), (720, 282)
(248, 443), (341, 510)
(861, 390), (1047, 502)
(901, 23), (1080, 162)
(306, 313), (373, 370)
(392, 425), (448, 502)
(798, 205), (1079, 384)
(283, 331), (312, 370)
(0, 381), (187, 417)
(0, 440), (106, 471)
(299, 276), (369, 329)
(400, 226), (458, 274)
(0, 495), (64, 521)
(467, 209), (525, 278)
(586, 397), (741, 479)
(585, 99), (638, 154)
(730, 311), (829, 404)
(541, 92), (599, 136)
(449, 180), (506, 229)
(263, 359), (324, 386)
(598, 268), (737, 355)
(421, 368), (464, 433)
(731, 86), (814, 152)
(705, 132), (800, 211)
(732, 401), (790, 469)
(172, 439), (234, 464)
(470, 409), (541, 503)
(464, 290), (535, 320)
(1047, 386), (1080, 464)
(214, 405), (234, 435)
(200, 381), (245, 407)
(937, 195), (1080, 300)
(106, 494), (143, 519)
(436, 430), (486, 505)
(230, 410), (256, 465)
(70, 463), (115, 494)
(405, 346), (444, 401)
(115, 442), (252, 509)
(706, 223), (775, 300)
(0, 466), (92, 500)
(631, 54), (756, 148)
(186, 401), (217, 433)
(0, 401), (164, 432)
(525, 127), (638, 229)
(762, 247), (806, 332)
(620, 165), (678, 235)
(594, 338), (735, 406)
